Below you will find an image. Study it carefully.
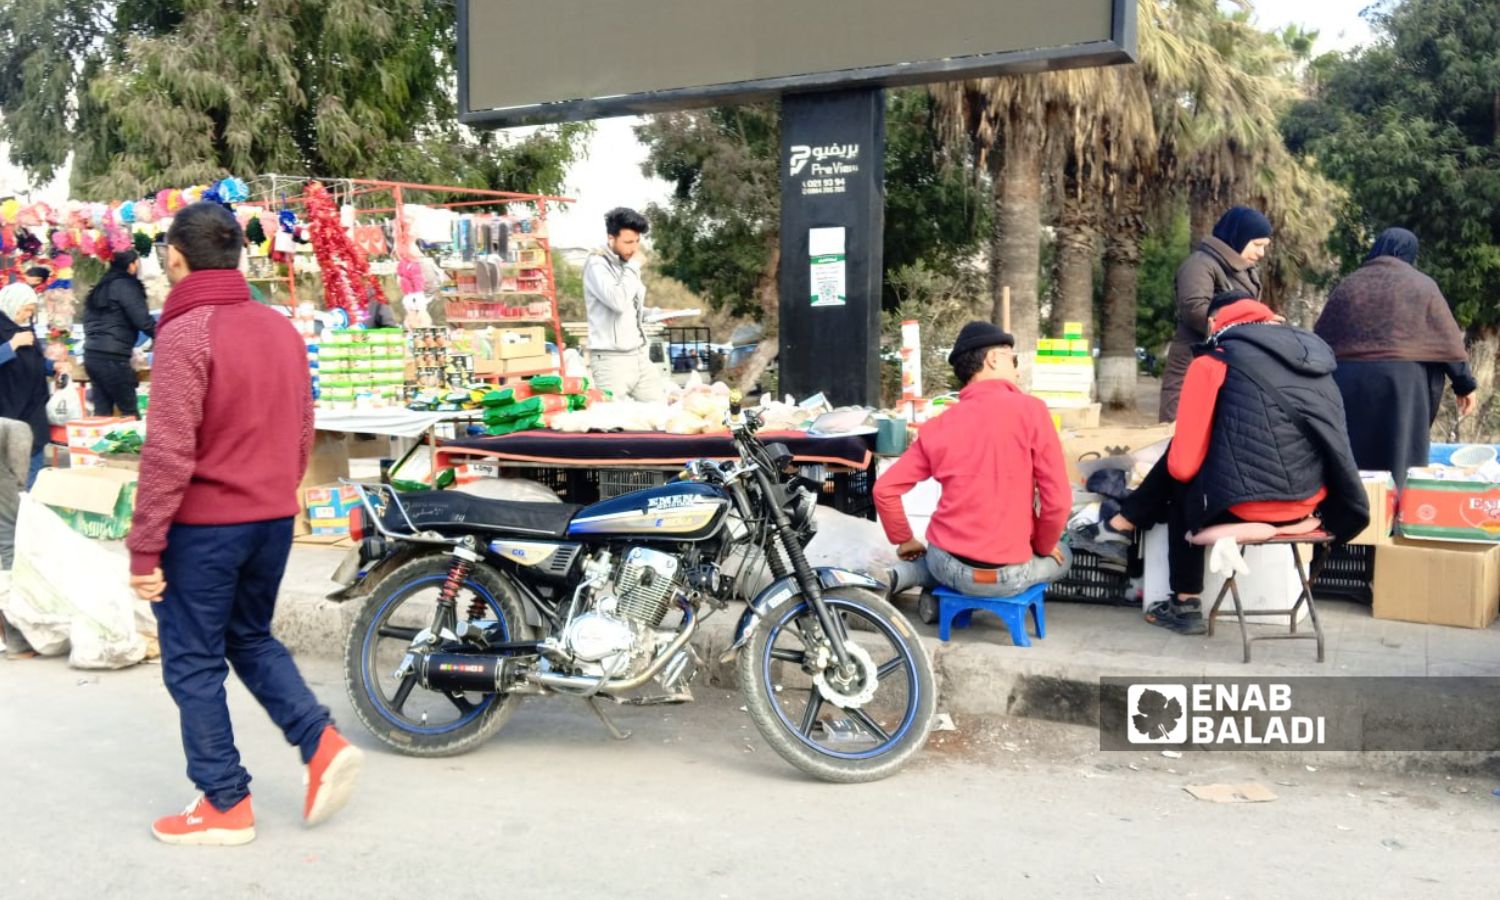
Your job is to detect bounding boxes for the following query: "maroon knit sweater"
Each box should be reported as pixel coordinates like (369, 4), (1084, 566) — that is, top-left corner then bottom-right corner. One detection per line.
(127, 269), (313, 576)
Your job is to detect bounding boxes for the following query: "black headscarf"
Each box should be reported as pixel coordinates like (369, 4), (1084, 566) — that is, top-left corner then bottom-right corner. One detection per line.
(1365, 228), (1419, 265)
(86, 250), (141, 311)
(1211, 207), (1274, 256)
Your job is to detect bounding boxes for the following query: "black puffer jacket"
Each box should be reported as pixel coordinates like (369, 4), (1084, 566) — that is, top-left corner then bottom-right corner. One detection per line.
(1188, 324), (1370, 543)
(84, 274), (155, 358)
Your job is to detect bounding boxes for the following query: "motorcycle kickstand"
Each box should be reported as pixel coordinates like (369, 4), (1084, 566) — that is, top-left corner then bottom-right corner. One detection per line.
(586, 696), (633, 741)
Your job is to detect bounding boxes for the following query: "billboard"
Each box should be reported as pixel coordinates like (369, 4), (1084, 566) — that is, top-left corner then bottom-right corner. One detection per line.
(458, 0), (1136, 127)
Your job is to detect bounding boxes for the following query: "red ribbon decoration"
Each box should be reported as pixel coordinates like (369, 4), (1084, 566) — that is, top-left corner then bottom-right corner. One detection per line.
(303, 182), (369, 322)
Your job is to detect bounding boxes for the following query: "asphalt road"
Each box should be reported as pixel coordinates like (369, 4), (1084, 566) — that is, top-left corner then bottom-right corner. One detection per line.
(2, 655), (1496, 899)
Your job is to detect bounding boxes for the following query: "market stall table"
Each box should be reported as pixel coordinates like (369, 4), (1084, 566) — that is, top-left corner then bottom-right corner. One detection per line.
(314, 408), (479, 483)
(436, 429), (878, 517)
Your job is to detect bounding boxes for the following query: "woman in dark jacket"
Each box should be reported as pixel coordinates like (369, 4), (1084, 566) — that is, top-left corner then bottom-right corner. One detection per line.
(0, 283), (50, 488)
(1314, 228), (1477, 489)
(1159, 206), (1273, 422)
(83, 250), (154, 417)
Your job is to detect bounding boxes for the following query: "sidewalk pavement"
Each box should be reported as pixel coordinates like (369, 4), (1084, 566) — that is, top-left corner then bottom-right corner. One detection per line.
(258, 543), (1500, 713)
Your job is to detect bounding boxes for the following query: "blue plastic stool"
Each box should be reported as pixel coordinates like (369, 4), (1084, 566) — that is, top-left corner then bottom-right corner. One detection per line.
(933, 584), (1047, 647)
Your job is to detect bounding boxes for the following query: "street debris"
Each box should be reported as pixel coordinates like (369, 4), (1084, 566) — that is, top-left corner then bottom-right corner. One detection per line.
(1161, 750), (1183, 759)
(1184, 783), (1278, 804)
(933, 713), (957, 732)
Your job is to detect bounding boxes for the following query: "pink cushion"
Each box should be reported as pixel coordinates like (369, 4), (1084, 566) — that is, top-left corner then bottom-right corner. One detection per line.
(1188, 517), (1324, 547)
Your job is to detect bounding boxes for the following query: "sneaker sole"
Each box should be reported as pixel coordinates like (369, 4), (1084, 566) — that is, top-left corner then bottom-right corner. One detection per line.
(151, 825), (256, 846)
(306, 744), (364, 827)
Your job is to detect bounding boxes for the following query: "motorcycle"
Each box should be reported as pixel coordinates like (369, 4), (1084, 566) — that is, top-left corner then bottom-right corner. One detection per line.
(332, 399), (936, 782)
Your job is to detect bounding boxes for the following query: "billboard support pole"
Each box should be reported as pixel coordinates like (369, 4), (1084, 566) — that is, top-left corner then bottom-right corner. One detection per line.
(777, 87), (886, 408)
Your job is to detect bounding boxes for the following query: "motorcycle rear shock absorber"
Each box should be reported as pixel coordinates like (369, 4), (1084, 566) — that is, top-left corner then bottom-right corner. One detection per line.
(438, 544), (484, 629)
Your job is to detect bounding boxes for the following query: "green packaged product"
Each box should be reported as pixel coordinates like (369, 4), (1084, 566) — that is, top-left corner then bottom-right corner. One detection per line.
(485, 415), (542, 435)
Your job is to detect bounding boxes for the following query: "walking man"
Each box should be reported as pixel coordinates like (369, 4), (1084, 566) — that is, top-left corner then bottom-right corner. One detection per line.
(128, 202), (362, 845)
(585, 207), (665, 401)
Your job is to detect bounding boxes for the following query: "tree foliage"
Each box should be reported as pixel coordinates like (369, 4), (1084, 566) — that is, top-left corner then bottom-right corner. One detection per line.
(1284, 0), (1500, 327)
(637, 90), (988, 319)
(0, 1), (586, 197)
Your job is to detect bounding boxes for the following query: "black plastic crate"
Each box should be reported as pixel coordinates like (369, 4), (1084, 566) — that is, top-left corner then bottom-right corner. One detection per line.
(1313, 543), (1375, 604)
(1046, 548), (1136, 606)
(822, 470), (876, 521)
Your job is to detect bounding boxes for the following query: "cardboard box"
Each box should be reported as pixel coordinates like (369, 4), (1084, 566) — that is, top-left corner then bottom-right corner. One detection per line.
(1047, 402), (1102, 430)
(1373, 538), (1500, 629)
(66, 416), (133, 452)
(69, 449), (102, 468)
(304, 484), (363, 536)
(29, 466), (139, 540)
(1061, 424), (1175, 486)
(302, 431), (351, 490)
(1350, 471), (1397, 546)
(475, 354), (554, 376)
(1398, 471), (1500, 543)
(493, 326), (547, 360)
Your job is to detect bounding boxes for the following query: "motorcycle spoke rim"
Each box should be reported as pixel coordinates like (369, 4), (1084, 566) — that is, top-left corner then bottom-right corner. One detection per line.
(762, 598), (921, 761)
(363, 575), (505, 734)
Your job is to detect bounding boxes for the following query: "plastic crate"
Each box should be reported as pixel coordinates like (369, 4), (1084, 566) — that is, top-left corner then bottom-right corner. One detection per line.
(821, 470), (876, 521)
(599, 469), (669, 498)
(1046, 547), (1136, 606)
(1312, 543), (1375, 604)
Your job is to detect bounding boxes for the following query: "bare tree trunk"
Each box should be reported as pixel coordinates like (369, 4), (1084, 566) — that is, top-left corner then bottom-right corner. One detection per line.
(1051, 190), (1099, 343)
(738, 240), (782, 396)
(991, 139), (1043, 383)
(1189, 183), (1216, 247)
(1436, 326), (1500, 443)
(1099, 226), (1143, 410)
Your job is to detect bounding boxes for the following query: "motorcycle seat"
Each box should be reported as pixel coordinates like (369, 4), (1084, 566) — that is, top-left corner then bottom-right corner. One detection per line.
(384, 491), (581, 539)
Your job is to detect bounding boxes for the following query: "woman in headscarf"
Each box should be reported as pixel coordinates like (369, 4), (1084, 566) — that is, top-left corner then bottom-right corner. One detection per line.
(83, 249), (153, 417)
(0, 282), (50, 487)
(1159, 206), (1274, 421)
(1315, 228), (1476, 489)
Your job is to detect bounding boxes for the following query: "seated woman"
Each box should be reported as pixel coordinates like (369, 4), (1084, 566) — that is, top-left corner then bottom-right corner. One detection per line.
(1076, 291), (1369, 634)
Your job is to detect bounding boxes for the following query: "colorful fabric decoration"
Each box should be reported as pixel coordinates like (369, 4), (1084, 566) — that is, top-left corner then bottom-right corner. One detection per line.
(245, 216), (267, 247)
(217, 177), (250, 204)
(133, 232), (154, 256)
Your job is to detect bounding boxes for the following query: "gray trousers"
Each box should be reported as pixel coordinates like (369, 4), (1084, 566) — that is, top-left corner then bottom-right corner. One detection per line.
(894, 543), (1072, 598)
(590, 348), (666, 403)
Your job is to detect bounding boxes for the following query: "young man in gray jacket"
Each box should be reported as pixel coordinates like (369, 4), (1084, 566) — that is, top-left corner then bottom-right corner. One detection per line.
(584, 207), (665, 402)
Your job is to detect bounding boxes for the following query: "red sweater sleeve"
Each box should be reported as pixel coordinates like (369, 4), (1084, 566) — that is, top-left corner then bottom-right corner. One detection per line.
(874, 433), (932, 546)
(126, 311), (212, 576)
(1168, 355), (1227, 482)
(1030, 402), (1071, 556)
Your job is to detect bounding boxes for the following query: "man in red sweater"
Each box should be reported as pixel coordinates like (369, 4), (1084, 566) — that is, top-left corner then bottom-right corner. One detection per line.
(875, 321), (1073, 600)
(1078, 290), (1367, 634)
(127, 202), (362, 845)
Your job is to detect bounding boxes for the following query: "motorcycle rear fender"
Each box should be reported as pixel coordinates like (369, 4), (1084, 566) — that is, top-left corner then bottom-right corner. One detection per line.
(721, 568), (884, 662)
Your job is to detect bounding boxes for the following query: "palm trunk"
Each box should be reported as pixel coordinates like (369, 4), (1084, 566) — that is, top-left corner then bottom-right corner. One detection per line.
(991, 139), (1043, 383)
(738, 239), (782, 396)
(1051, 191), (1099, 343)
(1189, 183), (1216, 246)
(1099, 227), (1143, 410)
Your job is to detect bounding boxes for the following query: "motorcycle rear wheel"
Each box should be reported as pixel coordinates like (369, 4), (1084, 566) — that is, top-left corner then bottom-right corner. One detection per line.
(344, 555), (531, 757)
(738, 587), (936, 783)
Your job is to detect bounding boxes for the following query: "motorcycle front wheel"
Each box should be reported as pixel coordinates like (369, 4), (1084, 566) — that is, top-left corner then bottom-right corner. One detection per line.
(738, 587), (936, 783)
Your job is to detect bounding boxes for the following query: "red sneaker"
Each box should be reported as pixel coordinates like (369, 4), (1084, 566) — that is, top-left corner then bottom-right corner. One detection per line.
(151, 794), (256, 846)
(304, 725), (363, 826)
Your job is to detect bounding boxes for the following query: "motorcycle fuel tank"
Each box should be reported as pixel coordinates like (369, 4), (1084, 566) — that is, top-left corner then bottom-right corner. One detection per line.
(568, 481), (730, 541)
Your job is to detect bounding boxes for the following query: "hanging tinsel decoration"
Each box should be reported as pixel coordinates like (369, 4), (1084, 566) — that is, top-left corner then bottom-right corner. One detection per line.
(303, 182), (369, 322)
(245, 215), (267, 247)
(133, 231), (154, 256)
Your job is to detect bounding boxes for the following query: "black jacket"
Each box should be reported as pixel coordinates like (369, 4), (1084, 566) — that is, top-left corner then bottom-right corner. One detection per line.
(1188, 324), (1370, 543)
(0, 312), (49, 454)
(84, 274), (155, 358)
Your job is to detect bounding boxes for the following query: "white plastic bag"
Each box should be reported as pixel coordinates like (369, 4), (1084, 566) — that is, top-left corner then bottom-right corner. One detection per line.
(46, 376), (85, 425)
(5, 494), (149, 668)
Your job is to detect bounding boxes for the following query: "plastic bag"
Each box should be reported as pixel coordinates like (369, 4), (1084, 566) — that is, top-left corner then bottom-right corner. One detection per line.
(4, 495), (150, 668)
(46, 375), (86, 425)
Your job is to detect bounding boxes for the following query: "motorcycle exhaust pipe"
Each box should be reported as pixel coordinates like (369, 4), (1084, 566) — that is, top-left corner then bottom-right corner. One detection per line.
(418, 653), (506, 693)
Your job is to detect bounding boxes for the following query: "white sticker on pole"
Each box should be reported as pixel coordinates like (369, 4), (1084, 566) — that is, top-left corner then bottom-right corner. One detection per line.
(901, 319), (922, 401)
(809, 227), (847, 308)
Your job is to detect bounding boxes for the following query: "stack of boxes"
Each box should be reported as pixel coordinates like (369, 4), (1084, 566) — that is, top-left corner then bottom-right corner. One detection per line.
(1032, 321), (1099, 427)
(474, 325), (552, 377)
(316, 328), (407, 410)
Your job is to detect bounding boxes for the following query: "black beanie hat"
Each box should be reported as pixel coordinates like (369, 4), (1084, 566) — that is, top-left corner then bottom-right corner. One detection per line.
(948, 321), (1015, 364)
(1207, 288), (1257, 317)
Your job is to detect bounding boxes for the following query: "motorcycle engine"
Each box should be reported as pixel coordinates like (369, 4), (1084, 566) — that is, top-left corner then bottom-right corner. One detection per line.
(562, 548), (682, 678)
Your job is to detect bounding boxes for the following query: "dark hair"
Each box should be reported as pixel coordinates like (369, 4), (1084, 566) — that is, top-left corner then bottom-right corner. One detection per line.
(605, 207), (649, 237)
(1207, 288), (1256, 317)
(109, 250), (140, 273)
(951, 346), (992, 386)
(167, 201), (244, 271)
(24, 266), (50, 280)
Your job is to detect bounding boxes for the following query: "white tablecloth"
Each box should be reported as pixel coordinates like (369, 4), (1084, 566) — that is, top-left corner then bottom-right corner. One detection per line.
(313, 409), (470, 440)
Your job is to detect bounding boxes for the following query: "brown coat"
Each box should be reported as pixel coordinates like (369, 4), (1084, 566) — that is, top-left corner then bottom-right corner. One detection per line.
(1158, 236), (1262, 422)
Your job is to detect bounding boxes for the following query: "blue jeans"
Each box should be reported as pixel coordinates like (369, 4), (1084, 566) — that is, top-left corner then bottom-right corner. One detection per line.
(26, 450), (43, 490)
(154, 517), (330, 812)
(894, 543), (1073, 598)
